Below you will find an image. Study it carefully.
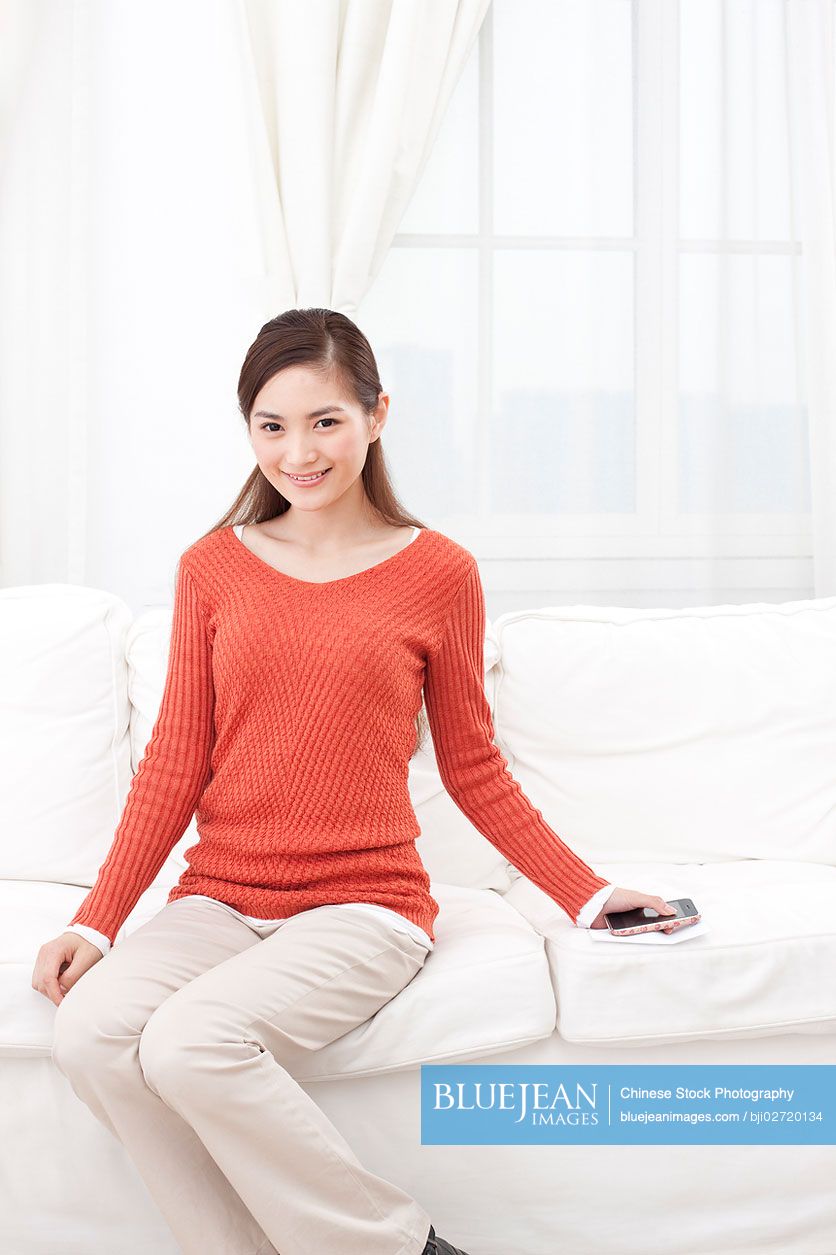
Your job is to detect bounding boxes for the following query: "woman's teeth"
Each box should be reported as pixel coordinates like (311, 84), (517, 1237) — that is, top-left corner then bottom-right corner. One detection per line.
(284, 469), (331, 484)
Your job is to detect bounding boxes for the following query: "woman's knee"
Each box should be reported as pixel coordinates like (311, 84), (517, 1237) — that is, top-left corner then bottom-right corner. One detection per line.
(138, 997), (242, 1102)
(137, 1000), (196, 1098)
(51, 984), (129, 1078)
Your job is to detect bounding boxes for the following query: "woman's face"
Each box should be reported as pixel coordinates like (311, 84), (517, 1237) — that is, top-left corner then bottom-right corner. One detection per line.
(248, 365), (389, 512)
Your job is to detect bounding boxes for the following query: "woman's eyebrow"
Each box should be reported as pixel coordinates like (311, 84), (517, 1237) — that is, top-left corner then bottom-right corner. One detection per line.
(252, 406), (347, 420)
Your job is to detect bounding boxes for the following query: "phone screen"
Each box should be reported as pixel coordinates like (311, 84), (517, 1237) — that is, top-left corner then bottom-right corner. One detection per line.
(605, 898), (695, 931)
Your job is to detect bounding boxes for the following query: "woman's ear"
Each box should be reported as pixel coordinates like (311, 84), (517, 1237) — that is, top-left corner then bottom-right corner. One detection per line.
(369, 391), (390, 443)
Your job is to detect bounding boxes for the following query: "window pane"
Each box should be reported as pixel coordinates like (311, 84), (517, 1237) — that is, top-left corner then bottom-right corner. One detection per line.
(358, 246), (479, 515)
(492, 249), (634, 513)
(493, 0), (633, 238)
(397, 30), (479, 235)
(680, 0), (793, 240)
(678, 253), (810, 512)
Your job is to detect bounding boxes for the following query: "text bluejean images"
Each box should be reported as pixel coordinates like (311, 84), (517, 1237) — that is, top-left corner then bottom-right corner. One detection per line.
(420, 1065), (836, 1145)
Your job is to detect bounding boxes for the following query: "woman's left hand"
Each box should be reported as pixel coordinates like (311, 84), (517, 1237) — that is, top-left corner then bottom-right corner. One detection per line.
(589, 886), (680, 933)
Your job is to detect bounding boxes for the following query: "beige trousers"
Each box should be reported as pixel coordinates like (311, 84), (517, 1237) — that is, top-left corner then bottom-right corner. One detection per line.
(51, 896), (434, 1255)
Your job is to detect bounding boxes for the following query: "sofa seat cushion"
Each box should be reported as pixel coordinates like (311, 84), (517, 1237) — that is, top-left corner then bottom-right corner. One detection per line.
(5, 881), (557, 1073)
(505, 860), (836, 1046)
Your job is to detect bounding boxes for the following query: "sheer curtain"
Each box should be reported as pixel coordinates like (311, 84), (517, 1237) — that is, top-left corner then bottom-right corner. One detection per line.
(787, 0), (836, 596)
(0, 0), (489, 602)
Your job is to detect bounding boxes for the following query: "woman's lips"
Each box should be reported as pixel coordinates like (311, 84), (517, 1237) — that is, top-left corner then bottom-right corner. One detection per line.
(283, 468), (332, 486)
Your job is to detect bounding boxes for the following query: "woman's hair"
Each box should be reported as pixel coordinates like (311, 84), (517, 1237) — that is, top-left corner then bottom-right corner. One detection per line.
(202, 307), (430, 756)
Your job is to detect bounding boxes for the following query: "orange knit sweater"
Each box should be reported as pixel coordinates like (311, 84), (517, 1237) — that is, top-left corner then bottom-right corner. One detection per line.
(68, 525), (610, 945)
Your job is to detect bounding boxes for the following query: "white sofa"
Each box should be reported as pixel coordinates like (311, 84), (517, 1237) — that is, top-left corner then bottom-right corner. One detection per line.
(2, 579), (835, 1255)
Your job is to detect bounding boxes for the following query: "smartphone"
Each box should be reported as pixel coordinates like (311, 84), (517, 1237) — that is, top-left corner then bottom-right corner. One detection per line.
(604, 897), (700, 936)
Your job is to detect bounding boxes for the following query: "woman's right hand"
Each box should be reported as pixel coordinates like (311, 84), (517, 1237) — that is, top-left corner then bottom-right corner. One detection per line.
(32, 932), (104, 1007)
(588, 887), (680, 932)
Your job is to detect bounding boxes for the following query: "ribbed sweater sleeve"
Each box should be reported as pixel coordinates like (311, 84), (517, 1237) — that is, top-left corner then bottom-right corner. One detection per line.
(422, 560), (611, 926)
(66, 558), (215, 945)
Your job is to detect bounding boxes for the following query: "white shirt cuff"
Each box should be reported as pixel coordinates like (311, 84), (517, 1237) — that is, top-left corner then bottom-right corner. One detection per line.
(64, 924), (111, 956)
(575, 884), (614, 928)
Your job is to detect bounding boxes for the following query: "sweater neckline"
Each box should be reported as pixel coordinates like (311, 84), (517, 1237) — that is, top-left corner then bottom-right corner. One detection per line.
(224, 522), (430, 588)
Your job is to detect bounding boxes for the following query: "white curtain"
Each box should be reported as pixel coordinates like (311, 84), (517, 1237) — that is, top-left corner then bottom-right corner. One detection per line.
(237, 0), (491, 313)
(787, 0), (836, 596)
(0, 0), (489, 599)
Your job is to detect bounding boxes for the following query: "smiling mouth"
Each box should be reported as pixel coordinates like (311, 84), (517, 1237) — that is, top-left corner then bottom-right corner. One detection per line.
(284, 469), (332, 483)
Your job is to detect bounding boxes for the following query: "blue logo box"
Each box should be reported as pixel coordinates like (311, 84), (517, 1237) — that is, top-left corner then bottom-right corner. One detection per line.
(420, 1065), (836, 1145)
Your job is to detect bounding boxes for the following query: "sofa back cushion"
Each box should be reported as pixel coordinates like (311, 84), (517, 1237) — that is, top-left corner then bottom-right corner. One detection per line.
(491, 596), (836, 867)
(0, 585), (136, 887)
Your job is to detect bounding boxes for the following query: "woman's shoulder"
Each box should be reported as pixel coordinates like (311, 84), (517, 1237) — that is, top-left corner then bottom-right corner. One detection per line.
(419, 528), (477, 588)
(179, 525), (230, 571)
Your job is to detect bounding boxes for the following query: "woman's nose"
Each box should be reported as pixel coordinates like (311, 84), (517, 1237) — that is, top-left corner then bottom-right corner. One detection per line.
(286, 445), (317, 465)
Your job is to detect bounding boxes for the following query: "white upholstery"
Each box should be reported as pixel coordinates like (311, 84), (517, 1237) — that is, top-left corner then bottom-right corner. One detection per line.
(506, 860), (836, 1045)
(489, 596), (836, 1060)
(490, 596), (836, 867)
(2, 582), (835, 1255)
(0, 586), (134, 889)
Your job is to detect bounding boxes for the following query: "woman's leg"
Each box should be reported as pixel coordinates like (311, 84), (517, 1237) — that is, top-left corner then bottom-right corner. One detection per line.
(136, 905), (434, 1255)
(51, 897), (278, 1255)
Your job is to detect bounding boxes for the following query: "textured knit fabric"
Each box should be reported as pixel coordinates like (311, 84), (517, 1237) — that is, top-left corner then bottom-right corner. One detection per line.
(65, 531), (436, 955)
(67, 524), (611, 948)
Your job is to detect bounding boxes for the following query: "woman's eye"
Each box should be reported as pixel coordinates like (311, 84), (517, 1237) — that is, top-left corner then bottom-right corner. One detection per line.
(260, 417), (338, 433)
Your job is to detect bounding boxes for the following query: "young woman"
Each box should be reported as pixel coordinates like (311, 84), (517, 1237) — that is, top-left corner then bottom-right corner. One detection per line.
(34, 308), (680, 1255)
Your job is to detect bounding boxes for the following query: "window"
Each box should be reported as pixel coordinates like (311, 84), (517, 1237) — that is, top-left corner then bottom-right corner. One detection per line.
(359, 0), (810, 609)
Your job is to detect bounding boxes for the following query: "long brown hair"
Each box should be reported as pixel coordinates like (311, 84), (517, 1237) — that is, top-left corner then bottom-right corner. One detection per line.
(202, 307), (430, 755)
